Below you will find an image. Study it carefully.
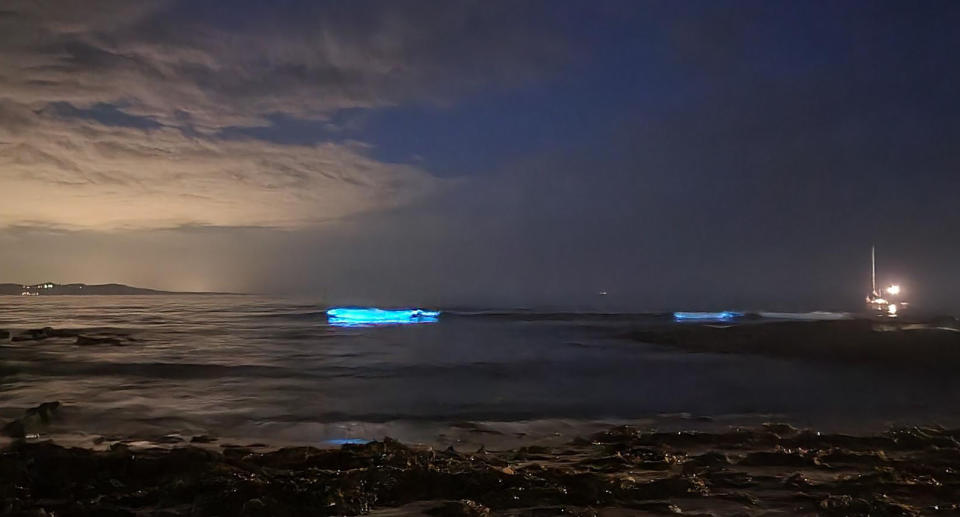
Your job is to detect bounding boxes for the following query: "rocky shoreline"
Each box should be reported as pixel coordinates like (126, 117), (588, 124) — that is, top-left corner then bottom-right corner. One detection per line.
(3, 407), (959, 516)
(4, 319), (960, 514)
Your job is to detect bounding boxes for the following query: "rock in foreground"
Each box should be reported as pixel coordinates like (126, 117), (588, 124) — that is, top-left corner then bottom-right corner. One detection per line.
(2, 424), (959, 515)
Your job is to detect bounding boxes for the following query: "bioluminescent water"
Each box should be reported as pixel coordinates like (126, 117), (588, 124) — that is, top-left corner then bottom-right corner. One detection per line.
(2, 296), (960, 448)
(673, 311), (742, 322)
(326, 307), (440, 327)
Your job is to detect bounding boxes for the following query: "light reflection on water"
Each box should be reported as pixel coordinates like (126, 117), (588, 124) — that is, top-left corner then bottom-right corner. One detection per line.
(2, 295), (960, 447)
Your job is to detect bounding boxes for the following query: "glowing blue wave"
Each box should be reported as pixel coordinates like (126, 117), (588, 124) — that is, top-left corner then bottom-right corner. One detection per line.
(325, 438), (371, 445)
(326, 307), (440, 327)
(673, 311), (742, 322)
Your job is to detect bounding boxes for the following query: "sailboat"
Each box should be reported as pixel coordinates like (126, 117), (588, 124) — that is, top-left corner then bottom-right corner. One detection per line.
(865, 246), (906, 317)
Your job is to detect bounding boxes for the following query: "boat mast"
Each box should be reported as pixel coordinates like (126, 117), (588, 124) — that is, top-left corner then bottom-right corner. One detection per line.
(871, 245), (877, 295)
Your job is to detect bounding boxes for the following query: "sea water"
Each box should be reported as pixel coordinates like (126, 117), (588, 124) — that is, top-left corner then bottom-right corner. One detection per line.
(2, 296), (959, 448)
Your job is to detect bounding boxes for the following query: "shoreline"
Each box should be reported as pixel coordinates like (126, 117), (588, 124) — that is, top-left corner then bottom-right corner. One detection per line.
(4, 316), (960, 514)
(3, 421), (957, 515)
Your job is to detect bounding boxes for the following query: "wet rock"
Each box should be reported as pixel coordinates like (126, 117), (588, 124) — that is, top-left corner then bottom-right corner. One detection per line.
(632, 501), (683, 513)
(1, 419), (25, 439)
(240, 497), (285, 516)
(24, 401), (60, 424)
(10, 327), (85, 342)
(717, 490), (759, 506)
(627, 476), (709, 499)
(889, 426), (960, 449)
(425, 499), (491, 516)
(817, 495), (882, 515)
(76, 335), (124, 346)
(820, 448), (889, 467)
(2, 424), (960, 515)
(762, 422), (800, 436)
(577, 453), (631, 472)
(11, 327), (55, 342)
(1, 401), (60, 439)
(739, 449), (819, 467)
(706, 470), (755, 488)
(784, 472), (815, 489)
(684, 451), (731, 470)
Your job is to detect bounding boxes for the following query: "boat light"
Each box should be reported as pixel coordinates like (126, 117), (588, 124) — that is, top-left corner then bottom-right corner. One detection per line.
(886, 284), (900, 296)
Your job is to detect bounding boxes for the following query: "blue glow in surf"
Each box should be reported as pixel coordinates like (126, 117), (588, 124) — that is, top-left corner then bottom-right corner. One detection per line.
(673, 311), (742, 322)
(327, 307), (440, 327)
(325, 438), (371, 445)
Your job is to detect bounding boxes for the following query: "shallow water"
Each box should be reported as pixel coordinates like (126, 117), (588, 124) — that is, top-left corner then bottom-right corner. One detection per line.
(2, 296), (959, 447)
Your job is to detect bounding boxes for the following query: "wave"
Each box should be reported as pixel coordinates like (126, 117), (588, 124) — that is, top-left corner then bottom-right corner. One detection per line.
(757, 311), (853, 321)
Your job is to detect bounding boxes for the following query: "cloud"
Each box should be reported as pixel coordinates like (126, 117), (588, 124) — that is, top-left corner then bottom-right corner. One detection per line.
(0, 100), (446, 229)
(0, 0), (565, 230)
(0, 0), (565, 129)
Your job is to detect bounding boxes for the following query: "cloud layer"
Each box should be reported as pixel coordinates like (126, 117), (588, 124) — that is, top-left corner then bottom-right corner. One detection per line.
(0, 0), (562, 229)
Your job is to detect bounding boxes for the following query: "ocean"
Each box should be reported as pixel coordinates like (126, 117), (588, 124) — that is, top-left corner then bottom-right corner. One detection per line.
(2, 295), (959, 448)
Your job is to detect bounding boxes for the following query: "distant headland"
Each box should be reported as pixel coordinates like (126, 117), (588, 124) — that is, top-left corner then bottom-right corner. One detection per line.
(0, 283), (238, 296)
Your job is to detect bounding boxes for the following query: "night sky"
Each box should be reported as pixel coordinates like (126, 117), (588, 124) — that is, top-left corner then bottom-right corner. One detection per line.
(1, 1), (958, 311)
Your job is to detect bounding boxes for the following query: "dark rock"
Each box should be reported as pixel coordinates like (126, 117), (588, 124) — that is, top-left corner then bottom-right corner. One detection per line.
(784, 472), (815, 489)
(76, 335), (123, 346)
(24, 401), (60, 424)
(632, 501), (683, 514)
(425, 500), (491, 516)
(762, 422), (800, 435)
(819, 448), (889, 467)
(1, 419), (25, 438)
(684, 451), (731, 470)
(707, 470), (755, 488)
(191, 435), (217, 444)
(739, 449), (818, 467)
(1, 424), (958, 515)
(889, 426), (960, 449)
(2, 401), (60, 438)
(12, 327), (55, 342)
(717, 490), (760, 506)
(0, 329), (9, 340)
